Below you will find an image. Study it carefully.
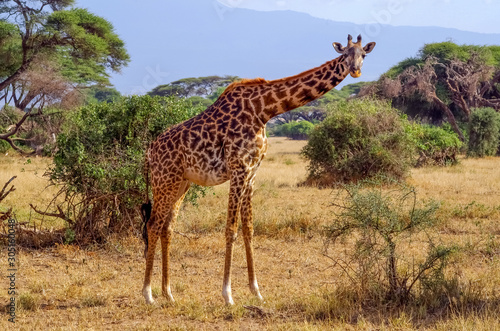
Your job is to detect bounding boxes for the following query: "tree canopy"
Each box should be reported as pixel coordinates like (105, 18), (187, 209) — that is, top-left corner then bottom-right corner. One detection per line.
(0, 0), (130, 154)
(385, 42), (500, 78)
(362, 41), (500, 141)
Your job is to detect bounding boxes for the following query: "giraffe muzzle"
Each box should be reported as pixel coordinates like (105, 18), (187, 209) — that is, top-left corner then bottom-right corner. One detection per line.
(350, 70), (362, 78)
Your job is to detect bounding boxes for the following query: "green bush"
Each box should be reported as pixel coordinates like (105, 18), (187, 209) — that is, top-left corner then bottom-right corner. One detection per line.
(49, 95), (205, 243)
(273, 121), (315, 140)
(407, 123), (463, 166)
(467, 107), (500, 157)
(302, 99), (415, 186)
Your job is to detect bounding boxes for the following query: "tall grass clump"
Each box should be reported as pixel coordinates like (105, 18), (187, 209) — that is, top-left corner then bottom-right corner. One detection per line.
(46, 95), (205, 244)
(302, 99), (414, 186)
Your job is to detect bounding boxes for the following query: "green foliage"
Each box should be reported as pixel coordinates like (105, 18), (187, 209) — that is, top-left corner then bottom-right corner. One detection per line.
(0, 2), (129, 85)
(288, 82), (372, 123)
(385, 57), (423, 79)
(0, 106), (20, 130)
(50, 95), (205, 243)
(272, 121), (315, 140)
(406, 123), (463, 166)
(44, 8), (129, 85)
(1, 1), (130, 154)
(467, 107), (500, 157)
(318, 82), (371, 102)
(421, 42), (500, 67)
(379, 42), (500, 136)
(302, 99), (415, 186)
(187, 95), (213, 108)
(325, 180), (457, 306)
(85, 86), (121, 104)
(0, 21), (21, 77)
(46, 8), (129, 72)
(0, 139), (9, 154)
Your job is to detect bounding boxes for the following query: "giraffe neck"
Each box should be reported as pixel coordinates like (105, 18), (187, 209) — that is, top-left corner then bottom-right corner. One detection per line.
(247, 55), (350, 124)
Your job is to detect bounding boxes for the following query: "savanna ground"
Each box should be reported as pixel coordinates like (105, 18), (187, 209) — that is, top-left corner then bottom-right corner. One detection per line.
(1, 137), (499, 330)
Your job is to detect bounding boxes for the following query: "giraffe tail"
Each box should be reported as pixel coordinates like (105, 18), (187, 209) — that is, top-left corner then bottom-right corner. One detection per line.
(141, 202), (151, 259)
(141, 150), (152, 259)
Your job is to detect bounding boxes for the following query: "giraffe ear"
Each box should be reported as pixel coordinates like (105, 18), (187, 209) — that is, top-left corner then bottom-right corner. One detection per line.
(363, 42), (376, 54)
(333, 42), (345, 54)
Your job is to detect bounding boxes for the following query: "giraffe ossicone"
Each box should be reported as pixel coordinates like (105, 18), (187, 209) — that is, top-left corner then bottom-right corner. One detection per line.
(141, 34), (375, 305)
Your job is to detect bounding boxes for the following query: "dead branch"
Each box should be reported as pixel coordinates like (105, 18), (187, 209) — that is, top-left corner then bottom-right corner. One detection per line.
(0, 176), (16, 202)
(29, 204), (74, 225)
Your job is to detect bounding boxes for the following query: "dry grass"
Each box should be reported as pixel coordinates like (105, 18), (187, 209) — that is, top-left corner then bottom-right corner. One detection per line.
(0, 155), (63, 228)
(1, 137), (499, 330)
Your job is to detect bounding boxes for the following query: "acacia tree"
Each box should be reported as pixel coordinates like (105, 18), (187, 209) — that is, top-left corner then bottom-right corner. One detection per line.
(0, 0), (129, 154)
(362, 42), (500, 141)
(398, 57), (467, 141)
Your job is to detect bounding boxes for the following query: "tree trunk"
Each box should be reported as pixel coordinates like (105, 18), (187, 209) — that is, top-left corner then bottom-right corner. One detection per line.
(431, 94), (466, 142)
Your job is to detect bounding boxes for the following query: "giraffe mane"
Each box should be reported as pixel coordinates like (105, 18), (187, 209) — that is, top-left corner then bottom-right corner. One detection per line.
(220, 56), (345, 97)
(223, 78), (269, 93)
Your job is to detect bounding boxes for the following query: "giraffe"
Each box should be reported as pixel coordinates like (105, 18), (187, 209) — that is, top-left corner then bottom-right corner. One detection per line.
(141, 34), (375, 305)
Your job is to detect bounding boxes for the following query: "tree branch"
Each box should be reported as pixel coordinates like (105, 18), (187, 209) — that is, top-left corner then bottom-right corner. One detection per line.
(0, 176), (17, 202)
(0, 106), (33, 140)
(29, 204), (74, 225)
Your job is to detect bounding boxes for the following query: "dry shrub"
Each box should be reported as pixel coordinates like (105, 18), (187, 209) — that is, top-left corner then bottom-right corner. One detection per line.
(323, 180), (460, 312)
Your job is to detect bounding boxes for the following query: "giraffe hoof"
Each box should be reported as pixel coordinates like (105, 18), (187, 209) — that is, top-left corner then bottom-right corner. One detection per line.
(143, 286), (155, 304)
(222, 286), (235, 305)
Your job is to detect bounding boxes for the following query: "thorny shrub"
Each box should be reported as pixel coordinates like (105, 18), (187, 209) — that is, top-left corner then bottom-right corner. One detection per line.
(323, 179), (458, 308)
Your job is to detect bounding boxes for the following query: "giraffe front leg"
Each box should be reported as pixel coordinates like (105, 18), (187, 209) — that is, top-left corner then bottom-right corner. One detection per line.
(241, 177), (263, 302)
(160, 222), (175, 302)
(222, 170), (248, 305)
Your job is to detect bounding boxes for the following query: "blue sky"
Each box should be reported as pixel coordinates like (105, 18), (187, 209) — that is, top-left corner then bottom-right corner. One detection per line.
(216, 0), (499, 34)
(77, 0), (499, 35)
(75, 0), (499, 94)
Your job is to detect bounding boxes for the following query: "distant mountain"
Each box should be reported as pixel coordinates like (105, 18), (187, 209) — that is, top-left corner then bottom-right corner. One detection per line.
(105, 1), (500, 95)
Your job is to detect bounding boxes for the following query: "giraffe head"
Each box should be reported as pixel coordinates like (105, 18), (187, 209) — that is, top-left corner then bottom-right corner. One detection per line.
(333, 34), (376, 78)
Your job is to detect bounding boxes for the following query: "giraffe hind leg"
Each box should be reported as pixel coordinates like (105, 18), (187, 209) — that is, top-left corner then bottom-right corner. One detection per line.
(159, 180), (190, 302)
(142, 179), (190, 304)
(142, 211), (160, 304)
